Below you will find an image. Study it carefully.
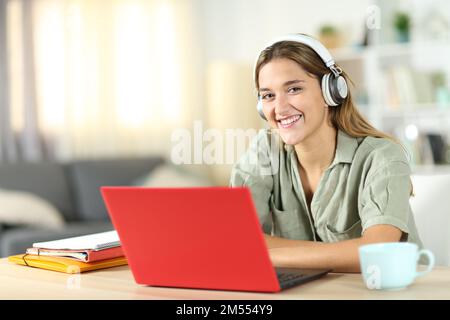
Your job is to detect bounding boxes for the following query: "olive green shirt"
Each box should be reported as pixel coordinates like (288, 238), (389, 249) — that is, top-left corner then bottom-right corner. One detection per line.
(229, 129), (422, 247)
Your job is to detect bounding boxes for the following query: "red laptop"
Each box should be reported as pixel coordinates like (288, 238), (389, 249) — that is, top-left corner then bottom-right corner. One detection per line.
(101, 187), (330, 293)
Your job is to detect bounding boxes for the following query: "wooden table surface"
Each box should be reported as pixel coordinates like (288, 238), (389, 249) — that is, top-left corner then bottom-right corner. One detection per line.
(1, 258), (449, 300)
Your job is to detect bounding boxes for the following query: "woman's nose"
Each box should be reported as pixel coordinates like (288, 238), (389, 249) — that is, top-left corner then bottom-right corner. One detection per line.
(274, 94), (291, 115)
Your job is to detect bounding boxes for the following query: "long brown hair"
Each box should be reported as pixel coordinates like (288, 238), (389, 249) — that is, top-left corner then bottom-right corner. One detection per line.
(254, 39), (393, 141)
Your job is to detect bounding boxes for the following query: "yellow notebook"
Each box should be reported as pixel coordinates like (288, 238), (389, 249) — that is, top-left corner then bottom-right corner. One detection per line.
(8, 254), (128, 274)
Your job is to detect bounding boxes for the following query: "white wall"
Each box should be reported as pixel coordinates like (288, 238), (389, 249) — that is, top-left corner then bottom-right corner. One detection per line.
(199, 0), (371, 63)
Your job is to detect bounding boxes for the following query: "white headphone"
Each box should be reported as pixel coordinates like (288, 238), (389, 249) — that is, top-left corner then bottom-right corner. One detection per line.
(255, 34), (348, 121)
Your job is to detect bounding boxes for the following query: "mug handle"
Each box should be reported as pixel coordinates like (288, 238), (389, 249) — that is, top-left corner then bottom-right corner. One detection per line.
(415, 249), (435, 278)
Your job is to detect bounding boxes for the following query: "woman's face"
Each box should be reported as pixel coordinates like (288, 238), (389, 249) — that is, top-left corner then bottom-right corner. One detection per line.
(258, 58), (329, 146)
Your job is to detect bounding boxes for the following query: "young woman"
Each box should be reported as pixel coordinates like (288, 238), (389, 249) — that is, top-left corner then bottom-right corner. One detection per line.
(230, 34), (422, 273)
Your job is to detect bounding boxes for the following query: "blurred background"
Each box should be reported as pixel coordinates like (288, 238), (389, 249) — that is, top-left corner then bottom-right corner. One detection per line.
(1, 0), (450, 184)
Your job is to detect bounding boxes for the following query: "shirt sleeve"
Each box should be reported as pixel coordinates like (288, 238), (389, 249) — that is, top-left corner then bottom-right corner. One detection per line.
(359, 159), (412, 236)
(229, 131), (274, 233)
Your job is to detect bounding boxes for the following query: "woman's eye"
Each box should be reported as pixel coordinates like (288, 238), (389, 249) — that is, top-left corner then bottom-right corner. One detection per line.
(288, 87), (303, 93)
(261, 93), (274, 100)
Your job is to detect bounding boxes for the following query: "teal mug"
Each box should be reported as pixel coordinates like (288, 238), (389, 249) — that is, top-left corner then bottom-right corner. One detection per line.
(359, 242), (435, 290)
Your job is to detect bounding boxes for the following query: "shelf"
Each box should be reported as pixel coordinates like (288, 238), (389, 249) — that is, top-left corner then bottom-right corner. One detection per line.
(380, 105), (450, 118)
(332, 41), (450, 62)
(374, 42), (413, 58)
(329, 34), (450, 138)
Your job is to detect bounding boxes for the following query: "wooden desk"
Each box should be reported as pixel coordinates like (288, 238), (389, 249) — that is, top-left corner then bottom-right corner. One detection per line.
(1, 258), (449, 299)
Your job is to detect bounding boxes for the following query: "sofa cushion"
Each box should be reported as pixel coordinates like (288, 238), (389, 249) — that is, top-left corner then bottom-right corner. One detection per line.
(0, 162), (76, 221)
(0, 188), (65, 229)
(67, 157), (164, 221)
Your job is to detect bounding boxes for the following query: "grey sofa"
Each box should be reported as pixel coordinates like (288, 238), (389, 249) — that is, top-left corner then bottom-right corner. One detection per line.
(0, 157), (164, 257)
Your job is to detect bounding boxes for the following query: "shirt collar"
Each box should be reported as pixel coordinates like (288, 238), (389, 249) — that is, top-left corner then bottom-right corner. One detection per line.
(283, 129), (359, 165)
(331, 129), (359, 165)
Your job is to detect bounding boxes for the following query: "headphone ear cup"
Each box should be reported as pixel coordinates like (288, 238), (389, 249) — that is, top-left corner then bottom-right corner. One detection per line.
(256, 98), (267, 121)
(329, 75), (348, 105)
(321, 73), (337, 106)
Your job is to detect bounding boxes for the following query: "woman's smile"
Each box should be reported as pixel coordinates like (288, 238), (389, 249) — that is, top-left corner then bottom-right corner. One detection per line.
(277, 114), (303, 129)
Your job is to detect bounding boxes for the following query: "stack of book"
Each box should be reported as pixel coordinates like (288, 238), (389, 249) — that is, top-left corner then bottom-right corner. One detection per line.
(8, 231), (127, 273)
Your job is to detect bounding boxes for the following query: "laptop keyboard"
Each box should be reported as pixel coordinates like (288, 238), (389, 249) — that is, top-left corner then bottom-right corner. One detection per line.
(277, 272), (306, 282)
(276, 272), (308, 289)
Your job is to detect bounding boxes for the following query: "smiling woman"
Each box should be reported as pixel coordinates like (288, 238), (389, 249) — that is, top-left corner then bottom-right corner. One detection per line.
(230, 33), (423, 273)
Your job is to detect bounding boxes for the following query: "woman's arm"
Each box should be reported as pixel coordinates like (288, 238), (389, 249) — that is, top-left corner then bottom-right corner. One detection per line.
(265, 224), (402, 273)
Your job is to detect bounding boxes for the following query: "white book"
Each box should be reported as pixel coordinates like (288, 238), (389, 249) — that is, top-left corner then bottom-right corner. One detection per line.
(32, 230), (120, 251)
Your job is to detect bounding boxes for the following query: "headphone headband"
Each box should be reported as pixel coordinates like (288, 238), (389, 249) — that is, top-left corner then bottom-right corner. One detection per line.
(253, 33), (336, 83)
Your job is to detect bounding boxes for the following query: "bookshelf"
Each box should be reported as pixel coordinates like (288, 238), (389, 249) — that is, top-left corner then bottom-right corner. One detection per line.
(331, 40), (450, 165)
(332, 0), (450, 165)
(333, 42), (450, 128)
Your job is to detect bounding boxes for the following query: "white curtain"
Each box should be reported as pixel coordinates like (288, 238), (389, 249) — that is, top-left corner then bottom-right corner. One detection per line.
(3, 0), (202, 161)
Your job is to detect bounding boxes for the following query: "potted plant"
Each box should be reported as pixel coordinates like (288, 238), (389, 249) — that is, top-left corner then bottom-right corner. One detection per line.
(318, 25), (341, 49)
(393, 12), (411, 42)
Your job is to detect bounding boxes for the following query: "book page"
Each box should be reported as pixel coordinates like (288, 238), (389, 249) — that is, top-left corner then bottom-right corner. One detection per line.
(26, 248), (88, 261)
(33, 231), (120, 251)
